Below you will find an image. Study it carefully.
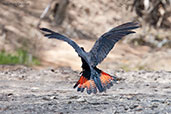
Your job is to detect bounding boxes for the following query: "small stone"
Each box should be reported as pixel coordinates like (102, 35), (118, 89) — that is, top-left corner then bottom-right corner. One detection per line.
(68, 101), (72, 104)
(7, 93), (13, 96)
(130, 104), (139, 109)
(42, 97), (50, 101)
(135, 105), (143, 111)
(50, 96), (58, 100)
(51, 69), (55, 72)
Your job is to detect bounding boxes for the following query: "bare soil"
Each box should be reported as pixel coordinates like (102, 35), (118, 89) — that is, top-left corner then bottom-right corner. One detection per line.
(0, 0), (171, 71)
(0, 65), (170, 114)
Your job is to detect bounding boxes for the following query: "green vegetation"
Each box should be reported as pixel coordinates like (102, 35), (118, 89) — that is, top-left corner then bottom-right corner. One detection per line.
(120, 64), (131, 72)
(120, 64), (148, 71)
(0, 49), (40, 66)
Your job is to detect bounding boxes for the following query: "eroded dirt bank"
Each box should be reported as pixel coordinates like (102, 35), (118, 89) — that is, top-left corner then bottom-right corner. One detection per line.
(0, 66), (171, 114)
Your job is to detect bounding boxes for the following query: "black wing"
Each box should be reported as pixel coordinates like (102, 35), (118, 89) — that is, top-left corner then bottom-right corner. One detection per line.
(89, 22), (139, 67)
(40, 28), (90, 65)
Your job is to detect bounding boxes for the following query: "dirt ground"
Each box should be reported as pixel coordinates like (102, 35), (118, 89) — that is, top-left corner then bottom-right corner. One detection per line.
(0, 0), (171, 71)
(0, 65), (170, 114)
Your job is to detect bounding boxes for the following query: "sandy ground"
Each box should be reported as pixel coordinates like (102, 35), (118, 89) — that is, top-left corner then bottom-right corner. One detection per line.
(0, 65), (170, 114)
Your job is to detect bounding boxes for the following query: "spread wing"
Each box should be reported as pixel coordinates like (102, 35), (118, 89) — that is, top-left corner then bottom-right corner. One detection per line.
(40, 28), (90, 65)
(89, 22), (139, 67)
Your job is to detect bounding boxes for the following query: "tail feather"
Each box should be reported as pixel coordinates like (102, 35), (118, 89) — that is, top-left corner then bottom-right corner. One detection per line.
(73, 76), (88, 89)
(100, 71), (117, 90)
(90, 80), (97, 94)
(93, 76), (104, 92)
(73, 71), (117, 94)
(74, 76), (96, 94)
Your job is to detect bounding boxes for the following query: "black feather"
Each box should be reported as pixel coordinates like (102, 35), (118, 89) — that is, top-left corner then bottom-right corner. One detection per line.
(40, 27), (91, 69)
(89, 22), (139, 66)
(93, 76), (104, 92)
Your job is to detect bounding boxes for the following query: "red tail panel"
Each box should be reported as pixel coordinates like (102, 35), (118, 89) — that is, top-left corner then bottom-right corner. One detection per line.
(100, 71), (114, 89)
(74, 76), (97, 94)
(73, 76), (88, 89)
(74, 71), (116, 94)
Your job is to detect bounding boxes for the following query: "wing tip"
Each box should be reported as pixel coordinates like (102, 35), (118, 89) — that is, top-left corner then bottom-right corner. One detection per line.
(115, 21), (140, 31)
(40, 27), (46, 31)
(40, 28), (58, 39)
(40, 28), (50, 32)
(130, 21), (141, 29)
